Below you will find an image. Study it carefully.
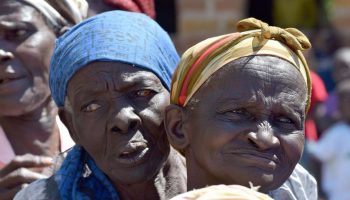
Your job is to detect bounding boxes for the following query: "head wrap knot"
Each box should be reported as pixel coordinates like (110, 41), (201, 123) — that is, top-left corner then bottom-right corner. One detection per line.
(171, 17), (312, 112)
(236, 18), (311, 51)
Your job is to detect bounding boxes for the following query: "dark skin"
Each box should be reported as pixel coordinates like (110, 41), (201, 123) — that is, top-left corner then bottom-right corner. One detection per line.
(165, 56), (307, 193)
(60, 61), (185, 200)
(86, 0), (114, 16)
(0, 2), (61, 199)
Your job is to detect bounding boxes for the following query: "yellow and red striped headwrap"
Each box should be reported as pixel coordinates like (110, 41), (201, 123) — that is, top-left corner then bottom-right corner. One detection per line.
(171, 18), (312, 112)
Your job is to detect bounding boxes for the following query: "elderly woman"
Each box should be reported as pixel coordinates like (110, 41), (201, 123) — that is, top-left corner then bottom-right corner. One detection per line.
(15, 11), (186, 199)
(0, 0), (86, 199)
(165, 18), (317, 200)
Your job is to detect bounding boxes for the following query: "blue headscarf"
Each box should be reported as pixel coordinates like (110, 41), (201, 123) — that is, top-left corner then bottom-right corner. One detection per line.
(54, 146), (120, 199)
(49, 10), (179, 107)
(49, 11), (179, 199)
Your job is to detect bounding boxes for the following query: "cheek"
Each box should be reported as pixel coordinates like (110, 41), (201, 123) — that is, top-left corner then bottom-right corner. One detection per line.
(73, 115), (107, 150)
(189, 113), (245, 149)
(280, 132), (304, 162)
(188, 118), (228, 157)
(140, 92), (169, 127)
(17, 32), (54, 79)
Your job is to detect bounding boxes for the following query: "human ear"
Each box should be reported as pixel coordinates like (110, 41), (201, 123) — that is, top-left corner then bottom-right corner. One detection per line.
(164, 104), (190, 152)
(58, 107), (79, 144)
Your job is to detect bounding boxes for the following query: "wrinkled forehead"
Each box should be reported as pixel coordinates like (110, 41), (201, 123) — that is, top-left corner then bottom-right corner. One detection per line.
(0, 1), (38, 19)
(67, 61), (164, 92)
(3, 0), (24, 7)
(209, 55), (306, 86)
(192, 55), (307, 103)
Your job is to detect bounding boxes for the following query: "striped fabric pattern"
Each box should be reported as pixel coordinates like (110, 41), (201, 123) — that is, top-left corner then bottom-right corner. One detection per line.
(171, 18), (312, 112)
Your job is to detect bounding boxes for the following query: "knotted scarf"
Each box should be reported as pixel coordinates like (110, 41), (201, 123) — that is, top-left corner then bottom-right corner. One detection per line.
(171, 18), (312, 112)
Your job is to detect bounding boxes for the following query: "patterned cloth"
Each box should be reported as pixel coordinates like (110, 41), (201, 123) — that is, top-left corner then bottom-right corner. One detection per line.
(49, 10), (179, 106)
(270, 164), (317, 200)
(170, 18), (312, 111)
(103, 0), (155, 19)
(19, 0), (88, 34)
(171, 184), (272, 200)
(54, 146), (120, 200)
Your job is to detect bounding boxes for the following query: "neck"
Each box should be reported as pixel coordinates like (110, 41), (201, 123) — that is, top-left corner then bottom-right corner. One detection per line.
(0, 98), (60, 156)
(186, 151), (221, 191)
(116, 180), (158, 200)
(116, 148), (187, 200)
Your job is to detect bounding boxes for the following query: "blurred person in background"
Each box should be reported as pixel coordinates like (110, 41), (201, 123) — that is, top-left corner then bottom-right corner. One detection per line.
(0, 0), (87, 199)
(309, 79), (350, 200)
(86, 0), (155, 18)
(313, 48), (350, 140)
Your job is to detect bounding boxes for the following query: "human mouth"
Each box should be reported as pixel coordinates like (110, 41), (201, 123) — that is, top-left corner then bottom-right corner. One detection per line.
(0, 76), (23, 84)
(225, 150), (279, 171)
(0, 75), (26, 92)
(117, 142), (150, 166)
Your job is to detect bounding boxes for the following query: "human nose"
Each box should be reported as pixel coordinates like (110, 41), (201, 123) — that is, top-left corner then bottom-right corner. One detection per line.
(247, 121), (280, 150)
(108, 106), (142, 135)
(0, 49), (14, 63)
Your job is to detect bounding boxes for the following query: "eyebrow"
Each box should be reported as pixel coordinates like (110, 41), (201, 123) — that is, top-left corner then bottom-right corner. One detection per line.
(273, 101), (305, 120)
(0, 21), (28, 29)
(72, 81), (106, 100)
(216, 96), (257, 108)
(72, 72), (162, 96)
(114, 72), (162, 91)
(217, 97), (304, 120)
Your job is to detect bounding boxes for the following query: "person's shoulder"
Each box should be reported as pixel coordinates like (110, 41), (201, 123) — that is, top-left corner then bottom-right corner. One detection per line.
(14, 176), (60, 200)
(322, 121), (350, 139)
(289, 164), (317, 199)
(293, 164), (317, 187)
(270, 164), (317, 200)
(327, 121), (350, 133)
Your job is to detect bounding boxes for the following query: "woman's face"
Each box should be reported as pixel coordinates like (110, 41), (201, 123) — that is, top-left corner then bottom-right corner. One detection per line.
(183, 56), (307, 192)
(64, 62), (170, 186)
(0, 2), (56, 116)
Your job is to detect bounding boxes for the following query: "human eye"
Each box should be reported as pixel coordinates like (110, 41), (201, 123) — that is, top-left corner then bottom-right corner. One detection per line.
(14, 29), (28, 37)
(81, 102), (101, 112)
(135, 89), (156, 97)
(220, 108), (254, 121)
(276, 117), (292, 123)
(5, 28), (30, 41)
(274, 115), (299, 130)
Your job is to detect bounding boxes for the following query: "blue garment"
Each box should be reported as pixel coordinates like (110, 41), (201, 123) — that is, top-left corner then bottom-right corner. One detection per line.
(49, 10), (179, 106)
(54, 145), (120, 200)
